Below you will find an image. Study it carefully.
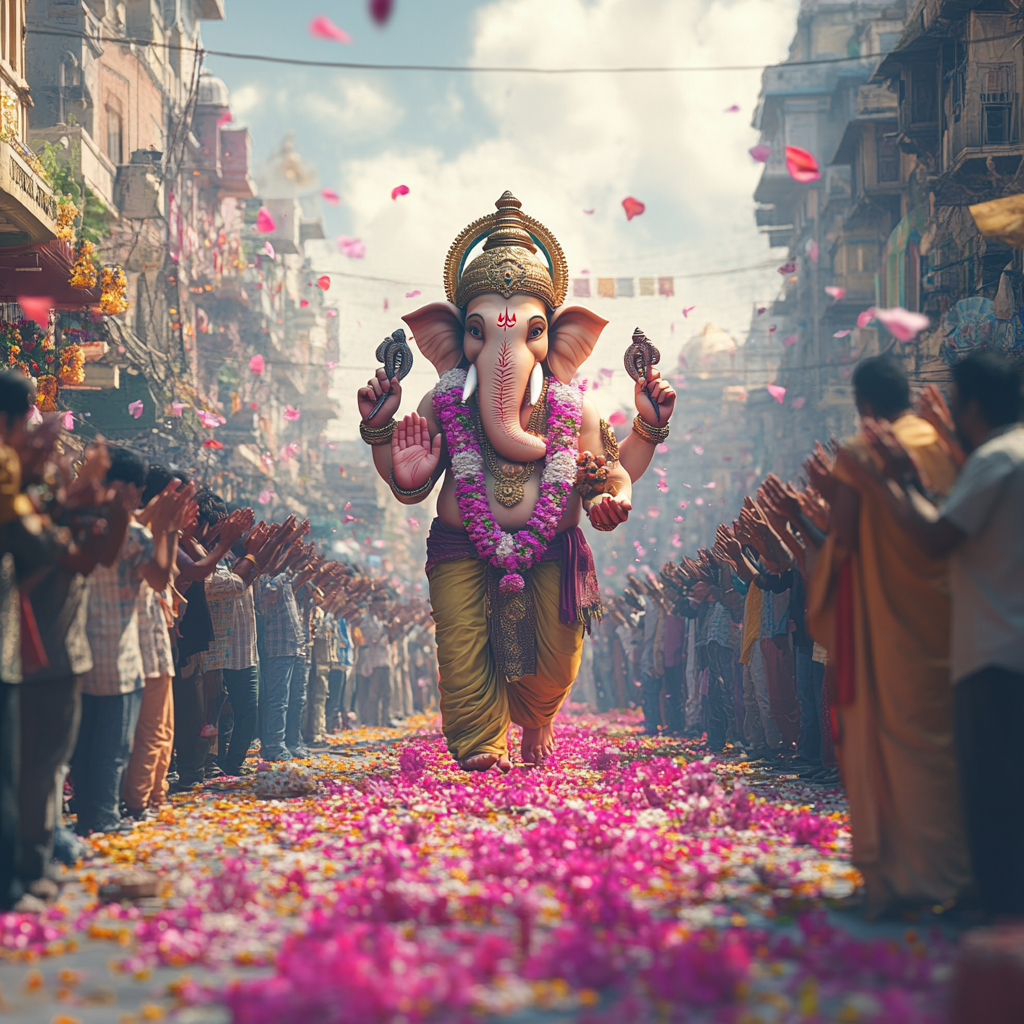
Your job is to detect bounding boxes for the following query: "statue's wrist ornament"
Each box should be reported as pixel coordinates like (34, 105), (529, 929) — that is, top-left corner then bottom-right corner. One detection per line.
(390, 468), (432, 498)
(631, 415), (670, 445)
(360, 418), (396, 446)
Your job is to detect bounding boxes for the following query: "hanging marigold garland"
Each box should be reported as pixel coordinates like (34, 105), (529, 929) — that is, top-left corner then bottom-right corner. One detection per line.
(100, 265), (129, 314)
(55, 199), (78, 244)
(69, 239), (98, 290)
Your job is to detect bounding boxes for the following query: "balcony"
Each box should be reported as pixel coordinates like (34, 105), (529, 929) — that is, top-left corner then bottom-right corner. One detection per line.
(29, 125), (118, 212)
(0, 139), (58, 246)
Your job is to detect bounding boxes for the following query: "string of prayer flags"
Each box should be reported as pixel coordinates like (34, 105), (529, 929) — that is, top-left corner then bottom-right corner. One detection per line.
(574, 276), (676, 298)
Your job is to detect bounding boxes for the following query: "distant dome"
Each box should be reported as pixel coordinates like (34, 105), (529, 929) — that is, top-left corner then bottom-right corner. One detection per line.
(197, 70), (229, 107)
(683, 322), (737, 365)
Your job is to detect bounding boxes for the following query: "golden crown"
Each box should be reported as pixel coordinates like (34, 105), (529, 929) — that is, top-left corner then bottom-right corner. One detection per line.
(444, 191), (568, 309)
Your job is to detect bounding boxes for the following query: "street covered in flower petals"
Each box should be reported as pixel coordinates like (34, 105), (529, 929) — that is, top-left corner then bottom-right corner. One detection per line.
(0, 710), (958, 1024)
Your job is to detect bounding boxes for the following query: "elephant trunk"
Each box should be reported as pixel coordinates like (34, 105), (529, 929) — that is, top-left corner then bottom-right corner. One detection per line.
(475, 348), (547, 464)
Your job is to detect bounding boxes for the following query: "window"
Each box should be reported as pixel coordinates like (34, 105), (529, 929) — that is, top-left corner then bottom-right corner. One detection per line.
(106, 108), (123, 164)
(877, 134), (900, 182)
(980, 65), (1014, 145)
(910, 65), (937, 124)
(984, 105), (1011, 144)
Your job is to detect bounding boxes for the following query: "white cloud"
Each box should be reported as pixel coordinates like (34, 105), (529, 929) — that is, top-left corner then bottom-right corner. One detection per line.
(304, 79), (402, 139)
(325, 0), (800, 438)
(229, 84), (263, 121)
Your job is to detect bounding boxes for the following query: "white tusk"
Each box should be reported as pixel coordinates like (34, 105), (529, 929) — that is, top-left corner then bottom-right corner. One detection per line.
(529, 363), (543, 406)
(462, 364), (478, 403)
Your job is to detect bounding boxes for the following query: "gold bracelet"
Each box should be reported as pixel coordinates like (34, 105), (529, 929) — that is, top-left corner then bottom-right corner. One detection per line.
(390, 468), (433, 498)
(359, 418), (396, 446)
(631, 415), (670, 445)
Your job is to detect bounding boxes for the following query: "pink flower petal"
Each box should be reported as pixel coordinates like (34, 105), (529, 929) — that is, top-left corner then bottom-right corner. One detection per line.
(657, 479), (668, 492)
(337, 236), (366, 259)
(749, 144), (771, 163)
(608, 410), (627, 426)
(693, 446), (704, 455)
(767, 383), (786, 403)
(724, 104), (740, 113)
(249, 354), (265, 374)
(128, 400), (144, 419)
(317, 275), (331, 291)
(264, 241), (275, 259)
(825, 285), (846, 299)
(792, 397), (806, 409)
(682, 305), (695, 317)
(391, 184), (410, 200)
(672, 534), (682, 547)
(320, 188), (341, 205)
(874, 306), (930, 342)
(857, 307), (877, 328)
(62, 410), (74, 431)
(258, 489), (275, 505)
(197, 410), (226, 428)
(171, 402), (185, 416)
(833, 329), (851, 338)
(784, 334), (798, 346)
(309, 14), (352, 42)
(582, 209), (595, 215)
(757, 306), (767, 314)
(284, 405), (301, 422)
(784, 145), (821, 183)
(202, 438), (224, 449)
(622, 196), (645, 221)
(256, 207), (276, 233)
(217, 111), (232, 128)
(806, 240), (819, 263)
(28, 406), (42, 425)
(18, 296), (52, 327)
(405, 290), (421, 298)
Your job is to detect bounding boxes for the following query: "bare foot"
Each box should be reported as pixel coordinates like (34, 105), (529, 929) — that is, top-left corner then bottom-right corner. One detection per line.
(459, 752), (511, 773)
(520, 724), (556, 766)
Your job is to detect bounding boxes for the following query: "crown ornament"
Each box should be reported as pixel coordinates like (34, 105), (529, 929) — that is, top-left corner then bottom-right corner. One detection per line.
(444, 191), (568, 309)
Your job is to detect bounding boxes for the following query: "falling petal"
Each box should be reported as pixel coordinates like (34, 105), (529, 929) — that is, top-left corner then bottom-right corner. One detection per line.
(679, 501), (690, 509)
(749, 144), (771, 162)
(674, 515), (684, 521)
(369, 0), (394, 24)
(62, 410), (74, 430)
(806, 240), (819, 263)
(316, 275), (331, 291)
(582, 209), (595, 215)
(768, 325), (777, 334)
(264, 241), (275, 259)
(682, 305), (695, 317)
(321, 188), (341, 204)
(309, 14), (352, 42)
(857, 307), (877, 328)
(723, 104), (740, 113)
(326, 361), (337, 370)
(657, 479), (668, 493)
(784, 145), (821, 183)
(27, 406), (42, 425)
(693, 446), (704, 455)
(825, 285), (846, 299)
(343, 515), (357, 524)
(284, 405), (301, 422)
(407, 517), (419, 531)
(17, 296), (52, 327)
(777, 262), (797, 275)
(757, 306), (767, 314)
(326, 308), (338, 317)
(128, 400), (144, 419)
(767, 383), (786, 403)
(833, 329), (851, 338)
(656, 443), (669, 453)
(646, 507), (660, 517)
(672, 534), (682, 547)
(603, 565), (617, 575)
(300, 299), (309, 308)
(405, 290), (421, 298)
(874, 306), (930, 342)
(792, 397), (807, 409)
(704, 481), (717, 489)
(608, 410), (628, 426)
(391, 184), (410, 200)
(217, 111), (232, 128)
(256, 207), (276, 233)
(197, 410), (226, 428)
(171, 402), (185, 416)
(784, 334), (798, 347)
(337, 236), (366, 259)
(249, 354), (265, 374)
(202, 439), (224, 449)
(622, 196), (645, 221)
(258, 488), (275, 505)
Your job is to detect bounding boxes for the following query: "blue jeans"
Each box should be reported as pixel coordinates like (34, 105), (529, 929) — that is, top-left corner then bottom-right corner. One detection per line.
(794, 645), (824, 763)
(260, 656), (303, 759)
(71, 690), (143, 834)
(285, 661), (310, 752)
(640, 671), (663, 734)
(220, 666), (259, 774)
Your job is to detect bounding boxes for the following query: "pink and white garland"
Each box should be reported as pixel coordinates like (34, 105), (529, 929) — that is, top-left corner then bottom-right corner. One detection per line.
(433, 367), (582, 594)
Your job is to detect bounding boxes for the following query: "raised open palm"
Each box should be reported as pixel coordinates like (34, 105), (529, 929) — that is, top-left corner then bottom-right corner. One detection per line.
(392, 412), (441, 492)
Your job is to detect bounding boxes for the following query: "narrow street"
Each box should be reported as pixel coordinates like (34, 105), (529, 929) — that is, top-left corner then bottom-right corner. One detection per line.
(0, 710), (956, 1024)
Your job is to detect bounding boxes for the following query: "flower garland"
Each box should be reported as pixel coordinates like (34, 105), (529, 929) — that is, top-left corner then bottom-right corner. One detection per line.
(100, 265), (129, 314)
(69, 240), (97, 290)
(433, 367), (582, 594)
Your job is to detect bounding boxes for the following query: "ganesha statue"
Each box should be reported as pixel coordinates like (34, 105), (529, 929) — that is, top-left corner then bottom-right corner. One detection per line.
(356, 191), (675, 771)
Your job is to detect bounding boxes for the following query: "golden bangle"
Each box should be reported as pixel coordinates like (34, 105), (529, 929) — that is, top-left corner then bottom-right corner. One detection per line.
(631, 415), (670, 445)
(390, 468), (432, 498)
(359, 418), (396, 446)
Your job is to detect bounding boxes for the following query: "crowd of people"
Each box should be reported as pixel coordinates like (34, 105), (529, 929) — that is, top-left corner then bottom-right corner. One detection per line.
(589, 351), (1024, 923)
(0, 369), (436, 912)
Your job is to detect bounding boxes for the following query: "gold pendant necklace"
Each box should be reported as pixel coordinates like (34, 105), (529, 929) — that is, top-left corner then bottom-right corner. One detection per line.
(476, 379), (549, 509)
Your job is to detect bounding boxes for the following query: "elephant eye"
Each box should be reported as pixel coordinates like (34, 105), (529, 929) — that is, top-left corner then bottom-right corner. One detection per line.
(528, 323), (545, 339)
(467, 324), (482, 338)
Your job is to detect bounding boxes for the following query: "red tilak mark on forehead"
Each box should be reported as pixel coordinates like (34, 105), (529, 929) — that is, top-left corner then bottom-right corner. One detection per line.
(497, 308), (516, 329)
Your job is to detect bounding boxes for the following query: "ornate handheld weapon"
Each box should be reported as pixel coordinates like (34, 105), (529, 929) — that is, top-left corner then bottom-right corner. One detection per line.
(623, 327), (662, 422)
(367, 328), (414, 420)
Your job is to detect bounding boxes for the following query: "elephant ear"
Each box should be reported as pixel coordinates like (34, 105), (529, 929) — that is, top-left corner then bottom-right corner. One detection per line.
(401, 302), (464, 375)
(547, 306), (609, 384)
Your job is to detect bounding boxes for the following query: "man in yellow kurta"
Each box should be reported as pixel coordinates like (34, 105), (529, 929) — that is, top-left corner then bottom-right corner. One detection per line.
(808, 355), (971, 918)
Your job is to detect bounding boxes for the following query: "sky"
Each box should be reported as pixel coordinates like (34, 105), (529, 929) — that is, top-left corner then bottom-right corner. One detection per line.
(201, 0), (801, 437)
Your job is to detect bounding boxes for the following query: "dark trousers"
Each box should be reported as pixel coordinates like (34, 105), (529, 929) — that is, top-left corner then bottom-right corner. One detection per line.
(71, 690), (143, 835)
(794, 645), (822, 763)
(662, 661), (686, 734)
(326, 667), (349, 729)
(640, 671), (663, 734)
(19, 676), (80, 882)
(761, 635), (800, 750)
(284, 661), (310, 752)
(706, 642), (735, 751)
(219, 666), (259, 774)
(954, 667), (1024, 918)
(0, 682), (21, 909)
(172, 664), (207, 784)
(260, 655), (304, 759)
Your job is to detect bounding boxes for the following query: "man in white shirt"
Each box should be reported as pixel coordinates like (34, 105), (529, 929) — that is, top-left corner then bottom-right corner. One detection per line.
(355, 592), (393, 727)
(844, 351), (1024, 919)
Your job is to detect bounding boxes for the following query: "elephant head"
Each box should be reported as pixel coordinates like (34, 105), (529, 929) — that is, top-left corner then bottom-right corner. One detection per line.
(403, 296), (607, 463)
